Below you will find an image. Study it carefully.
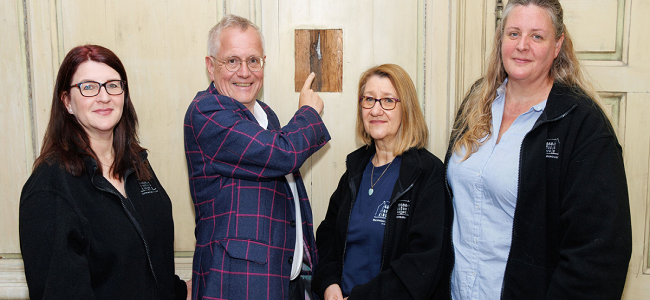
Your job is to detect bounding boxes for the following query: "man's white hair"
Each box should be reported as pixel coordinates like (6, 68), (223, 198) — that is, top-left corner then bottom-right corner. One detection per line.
(207, 14), (265, 58)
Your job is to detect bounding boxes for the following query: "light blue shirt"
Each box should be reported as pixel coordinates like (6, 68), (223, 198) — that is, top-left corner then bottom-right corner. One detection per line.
(449, 80), (546, 300)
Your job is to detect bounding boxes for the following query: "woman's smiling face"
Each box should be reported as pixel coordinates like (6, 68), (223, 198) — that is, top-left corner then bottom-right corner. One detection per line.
(501, 4), (564, 84)
(361, 75), (402, 146)
(63, 60), (124, 139)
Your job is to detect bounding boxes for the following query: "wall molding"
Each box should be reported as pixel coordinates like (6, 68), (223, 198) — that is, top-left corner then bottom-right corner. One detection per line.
(0, 257), (193, 299)
(0, 259), (27, 300)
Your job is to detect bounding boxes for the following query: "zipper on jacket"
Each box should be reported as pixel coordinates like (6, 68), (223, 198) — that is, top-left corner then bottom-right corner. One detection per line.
(379, 181), (415, 271)
(499, 104), (575, 300)
(339, 153), (419, 288)
(91, 168), (160, 299)
(443, 104), (577, 299)
(339, 173), (359, 285)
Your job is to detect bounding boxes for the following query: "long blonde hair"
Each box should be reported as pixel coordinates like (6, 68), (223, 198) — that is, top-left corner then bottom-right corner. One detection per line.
(451, 0), (599, 160)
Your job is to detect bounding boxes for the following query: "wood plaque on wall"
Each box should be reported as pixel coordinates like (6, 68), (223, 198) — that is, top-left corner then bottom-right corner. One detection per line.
(294, 29), (343, 92)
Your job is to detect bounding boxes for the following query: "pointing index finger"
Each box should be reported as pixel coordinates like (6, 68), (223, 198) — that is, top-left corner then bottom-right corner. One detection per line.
(302, 72), (316, 92)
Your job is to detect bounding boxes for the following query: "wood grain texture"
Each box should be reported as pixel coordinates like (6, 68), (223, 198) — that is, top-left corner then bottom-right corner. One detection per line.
(294, 29), (342, 92)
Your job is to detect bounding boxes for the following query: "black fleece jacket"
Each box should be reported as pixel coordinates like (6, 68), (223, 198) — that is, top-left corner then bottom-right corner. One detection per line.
(19, 153), (187, 299)
(313, 146), (453, 300)
(445, 82), (632, 299)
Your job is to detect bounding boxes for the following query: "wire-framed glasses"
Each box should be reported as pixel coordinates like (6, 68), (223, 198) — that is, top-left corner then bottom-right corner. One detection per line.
(213, 55), (265, 72)
(70, 80), (126, 97)
(359, 96), (401, 110)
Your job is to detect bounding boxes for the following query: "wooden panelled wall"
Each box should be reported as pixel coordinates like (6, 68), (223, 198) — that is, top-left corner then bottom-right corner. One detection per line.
(2, 0), (649, 299)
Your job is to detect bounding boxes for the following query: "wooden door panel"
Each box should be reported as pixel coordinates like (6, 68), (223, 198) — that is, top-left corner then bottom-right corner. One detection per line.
(563, 0), (620, 54)
(0, 0), (33, 256)
(619, 92), (650, 298)
(55, 0), (219, 252)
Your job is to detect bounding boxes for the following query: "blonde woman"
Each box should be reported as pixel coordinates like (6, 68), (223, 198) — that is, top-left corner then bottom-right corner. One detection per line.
(313, 64), (452, 300)
(446, 0), (631, 299)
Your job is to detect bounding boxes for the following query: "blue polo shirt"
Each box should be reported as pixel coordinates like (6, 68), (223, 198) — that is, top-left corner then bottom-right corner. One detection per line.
(341, 156), (401, 296)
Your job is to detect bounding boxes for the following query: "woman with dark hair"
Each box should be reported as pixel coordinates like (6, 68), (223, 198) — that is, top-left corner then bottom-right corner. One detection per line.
(447, 0), (631, 299)
(312, 64), (452, 300)
(19, 44), (188, 299)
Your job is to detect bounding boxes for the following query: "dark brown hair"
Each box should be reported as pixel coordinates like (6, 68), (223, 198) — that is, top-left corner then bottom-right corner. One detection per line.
(34, 44), (151, 180)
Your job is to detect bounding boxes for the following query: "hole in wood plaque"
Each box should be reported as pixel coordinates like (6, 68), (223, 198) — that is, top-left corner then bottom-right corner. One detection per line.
(295, 29), (343, 92)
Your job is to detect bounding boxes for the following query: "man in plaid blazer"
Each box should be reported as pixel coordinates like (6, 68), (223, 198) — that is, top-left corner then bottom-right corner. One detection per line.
(184, 15), (330, 300)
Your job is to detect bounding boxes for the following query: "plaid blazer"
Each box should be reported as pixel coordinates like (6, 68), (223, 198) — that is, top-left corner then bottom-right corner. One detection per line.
(184, 83), (330, 299)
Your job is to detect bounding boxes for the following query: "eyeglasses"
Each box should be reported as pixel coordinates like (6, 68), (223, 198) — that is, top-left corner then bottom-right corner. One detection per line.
(359, 96), (401, 110)
(70, 80), (126, 97)
(213, 55), (265, 72)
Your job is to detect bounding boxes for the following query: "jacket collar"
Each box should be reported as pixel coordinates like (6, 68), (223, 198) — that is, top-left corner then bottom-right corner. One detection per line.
(83, 151), (147, 180)
(207, 82), (278, 130)
(445, 80), (580, 165)
(535, 81), (579, 125)
(394, 148), (422, 196)
(345, 145), (376, 178)
(346, 145), (423, 199)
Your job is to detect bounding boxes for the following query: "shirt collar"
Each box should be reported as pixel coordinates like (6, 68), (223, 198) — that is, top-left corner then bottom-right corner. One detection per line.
(497, 78), (547, 112)
(252, 101), (269, 129)
(531, 100), (547, 112)
(496, 78), (508, 98)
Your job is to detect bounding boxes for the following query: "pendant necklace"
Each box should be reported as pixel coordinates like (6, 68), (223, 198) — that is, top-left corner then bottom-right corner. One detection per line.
(368, 158), (394, 196)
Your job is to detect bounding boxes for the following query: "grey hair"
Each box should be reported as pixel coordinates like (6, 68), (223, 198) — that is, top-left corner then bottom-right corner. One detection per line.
(207, 14), (265, 58)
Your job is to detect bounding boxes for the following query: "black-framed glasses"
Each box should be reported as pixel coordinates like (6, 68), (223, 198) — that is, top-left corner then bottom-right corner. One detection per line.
(70, 80), (126, 97)
(213, 55), (265, 72)
(359, 96), (401, 110)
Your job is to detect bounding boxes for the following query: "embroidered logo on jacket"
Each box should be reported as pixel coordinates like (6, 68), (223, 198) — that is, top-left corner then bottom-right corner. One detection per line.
(546, 138), (560, 159)
(139, 181), (159, 195)
(373, 201), (389, 225)
(396, 200), (410, 219)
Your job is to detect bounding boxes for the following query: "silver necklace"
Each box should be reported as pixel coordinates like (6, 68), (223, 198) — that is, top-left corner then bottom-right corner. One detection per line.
(369, 159), (394, 196)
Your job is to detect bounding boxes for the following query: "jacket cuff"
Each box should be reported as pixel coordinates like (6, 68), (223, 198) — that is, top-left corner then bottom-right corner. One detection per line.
(296, 105), (331, 143)
(312, 273), (341, 299)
